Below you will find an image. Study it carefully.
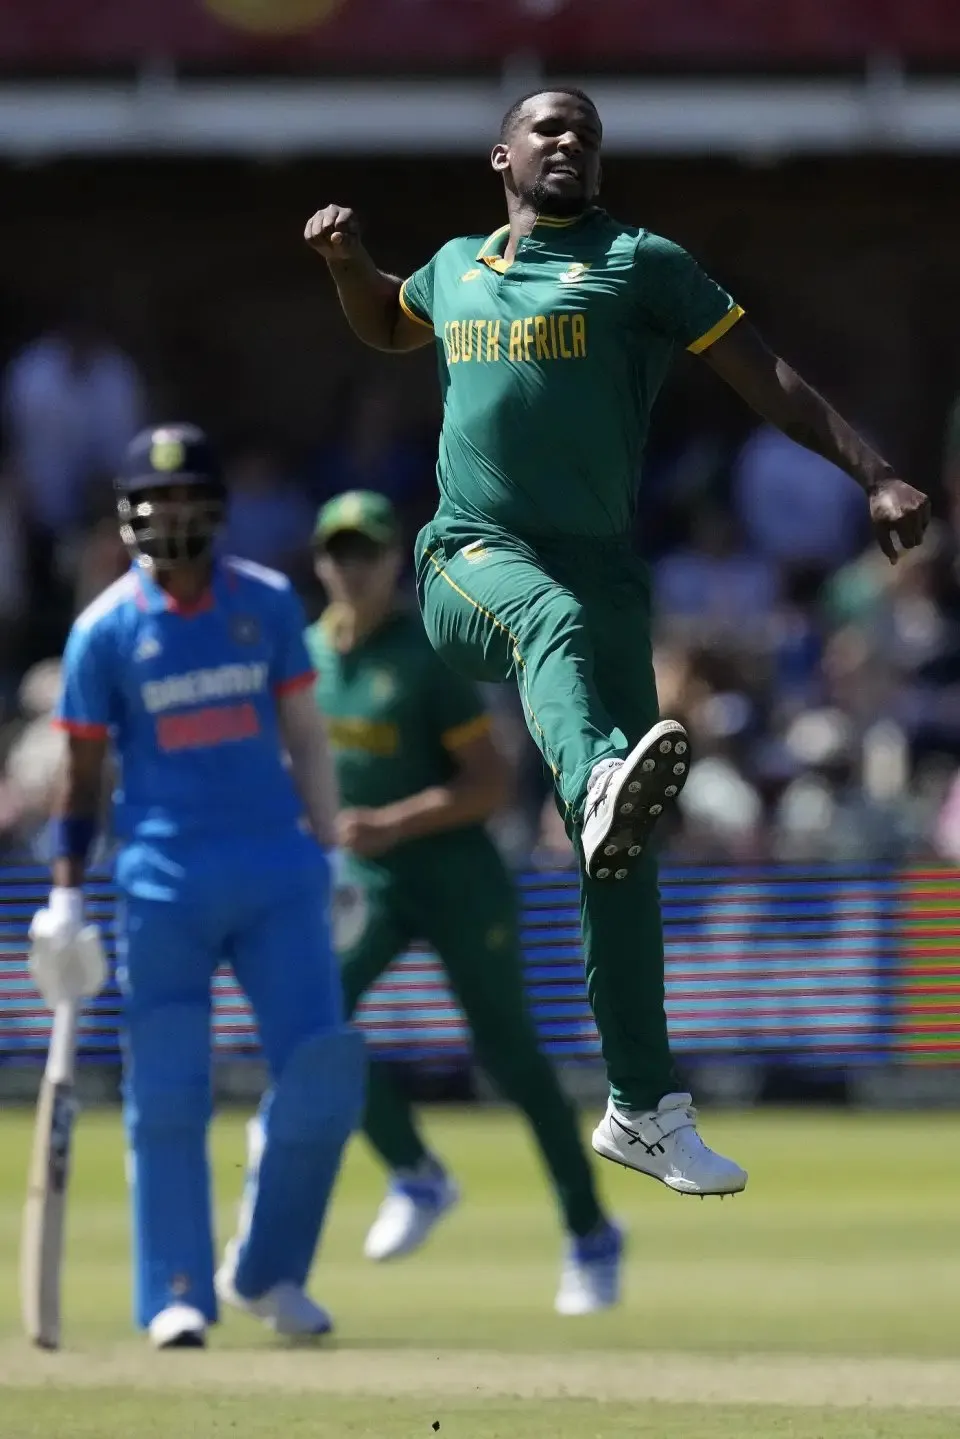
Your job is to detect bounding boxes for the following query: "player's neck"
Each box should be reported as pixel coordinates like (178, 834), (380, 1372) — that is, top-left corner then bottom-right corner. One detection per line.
(329, 598), (394, 653)
(157, 561), (214, 608)
(504, 200), (587, 260)
(504, 203), (538, 261)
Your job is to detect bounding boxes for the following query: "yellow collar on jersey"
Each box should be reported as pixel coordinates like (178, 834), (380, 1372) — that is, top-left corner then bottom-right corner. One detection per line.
(476, 209), (595, 274)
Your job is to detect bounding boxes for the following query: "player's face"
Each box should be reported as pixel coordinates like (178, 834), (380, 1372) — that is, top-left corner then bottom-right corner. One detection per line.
(493, 94), (602, 218)
(118, 482), (224, 570)
(316, 533), (402, 610)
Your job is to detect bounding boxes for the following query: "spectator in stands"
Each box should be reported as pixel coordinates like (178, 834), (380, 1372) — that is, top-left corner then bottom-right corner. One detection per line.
(0, 453), (28, 696)
(654, 505), (780, 647)
(307, 376), (432, 534)
(2, 303), (143, 656)
(732, 422), (867, 572)
(3, 302), (143, 540)
(218, 436), (314, 582)
(0, 659), (65, 860)
(772, 708), (908, 863)
(826, 528), (960, 765)
(934, 767), (960, 864)
(73, 509), (129, 616)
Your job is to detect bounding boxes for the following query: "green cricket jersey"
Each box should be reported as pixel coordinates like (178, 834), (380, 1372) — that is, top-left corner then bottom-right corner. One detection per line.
(306, 607), (492, 812)
(399, 208), (743, 541)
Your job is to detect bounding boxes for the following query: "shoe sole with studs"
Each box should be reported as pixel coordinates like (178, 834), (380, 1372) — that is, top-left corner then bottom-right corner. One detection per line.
(586, 720), (690, 881)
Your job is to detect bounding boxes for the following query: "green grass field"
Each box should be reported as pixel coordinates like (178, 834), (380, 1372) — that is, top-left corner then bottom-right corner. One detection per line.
(2, 1104), (960, 1437)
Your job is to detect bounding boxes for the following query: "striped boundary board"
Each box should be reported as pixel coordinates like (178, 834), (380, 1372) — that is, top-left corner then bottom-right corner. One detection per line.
(1, 865), (958, 1066)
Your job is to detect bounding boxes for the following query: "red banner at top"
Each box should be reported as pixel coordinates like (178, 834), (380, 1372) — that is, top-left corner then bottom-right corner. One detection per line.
(2, 0), (960, 68)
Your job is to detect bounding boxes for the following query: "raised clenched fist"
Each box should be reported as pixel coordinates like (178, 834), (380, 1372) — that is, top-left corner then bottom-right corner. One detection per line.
(868, 477), (932, 565)
(304, 205), (363, 265)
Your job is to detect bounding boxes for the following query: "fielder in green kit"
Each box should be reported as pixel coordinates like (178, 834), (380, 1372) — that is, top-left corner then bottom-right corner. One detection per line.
(305, 87), (930, 1194)
(307, 489), (621, 1315)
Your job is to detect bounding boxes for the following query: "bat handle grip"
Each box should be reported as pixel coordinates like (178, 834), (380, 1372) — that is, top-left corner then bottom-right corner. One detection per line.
(46, 1001), (79, 1086)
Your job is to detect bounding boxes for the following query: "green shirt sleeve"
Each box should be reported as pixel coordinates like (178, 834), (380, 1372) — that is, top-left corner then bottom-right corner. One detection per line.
(399, 251), (440, 330)
(422, 647), (492, 752)
(632, 232), (744, 353)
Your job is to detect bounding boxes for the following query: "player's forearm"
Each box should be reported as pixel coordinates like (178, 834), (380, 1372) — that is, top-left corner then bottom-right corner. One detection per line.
(51, 742), (105, 889)
(288, 732), (339, 848)
(327, 254), (406, 352)
(279, 689), (339, 847)
(378, 779), (504, 844)
(705, 326), (895, 495)
(761, 359), (894, 494)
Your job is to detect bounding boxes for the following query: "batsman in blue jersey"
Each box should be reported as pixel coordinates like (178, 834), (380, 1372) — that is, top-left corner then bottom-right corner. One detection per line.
(37, 422), (363, 1349)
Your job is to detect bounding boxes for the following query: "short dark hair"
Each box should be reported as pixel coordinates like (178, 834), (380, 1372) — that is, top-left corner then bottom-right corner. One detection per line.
(498, 86), (599, 142)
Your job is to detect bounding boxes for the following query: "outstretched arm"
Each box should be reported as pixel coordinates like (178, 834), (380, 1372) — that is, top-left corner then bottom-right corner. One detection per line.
(304, 204), (433, 354)
(703, 321), (930, 564)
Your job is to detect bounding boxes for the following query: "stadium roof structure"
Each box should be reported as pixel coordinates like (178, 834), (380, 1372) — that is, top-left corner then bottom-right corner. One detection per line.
(5, 68), (960, 158)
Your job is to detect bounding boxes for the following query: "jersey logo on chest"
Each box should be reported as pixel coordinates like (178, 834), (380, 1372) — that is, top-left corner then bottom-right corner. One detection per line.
(369, 668), (397, 704)
(134, 633), (162, 662)
(230, 614), (261, 646)
(558, 262), (592, 285)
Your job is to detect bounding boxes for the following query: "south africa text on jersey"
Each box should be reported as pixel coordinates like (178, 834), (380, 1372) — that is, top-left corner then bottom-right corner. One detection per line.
(443, 313), (587, 365)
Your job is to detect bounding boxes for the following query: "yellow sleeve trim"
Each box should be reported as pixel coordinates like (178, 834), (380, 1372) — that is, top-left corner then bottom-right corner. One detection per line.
(398, 282), (433, 331)
(687, 303), (746, 355)
(442, 713), (492, 751)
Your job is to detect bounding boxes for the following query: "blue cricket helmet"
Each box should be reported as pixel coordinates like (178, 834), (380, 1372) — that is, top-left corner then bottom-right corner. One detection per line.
(117, 422), (223, 493)
(116, 423), (226, 570)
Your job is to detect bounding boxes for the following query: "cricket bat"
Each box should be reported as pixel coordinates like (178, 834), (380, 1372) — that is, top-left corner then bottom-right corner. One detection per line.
(20, 999), (80, 1350)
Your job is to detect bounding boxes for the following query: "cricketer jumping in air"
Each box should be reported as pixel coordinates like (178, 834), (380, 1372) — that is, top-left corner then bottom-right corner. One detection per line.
(31, 423), (363, 1349)
(306, 86), (930, 1196)
(309, 490), (621, 1315)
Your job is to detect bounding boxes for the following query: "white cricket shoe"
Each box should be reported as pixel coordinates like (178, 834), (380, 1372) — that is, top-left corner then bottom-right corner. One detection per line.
(215, 1247), (333, 1337)
(592, 1093), (747, 1196)
(554, 1220), (624, 1316)
(149, 1303), (207, 1349)
(364, 1160), (459, 1262)
(582, 720), (690, 880)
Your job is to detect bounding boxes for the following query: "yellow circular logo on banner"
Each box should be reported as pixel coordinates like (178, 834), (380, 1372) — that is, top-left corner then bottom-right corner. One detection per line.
(203, 0), (346, 35)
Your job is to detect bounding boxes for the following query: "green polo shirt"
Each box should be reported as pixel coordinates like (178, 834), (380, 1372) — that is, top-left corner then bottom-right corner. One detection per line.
(399, 208), (743, 542)
(306, 608), (492, 812)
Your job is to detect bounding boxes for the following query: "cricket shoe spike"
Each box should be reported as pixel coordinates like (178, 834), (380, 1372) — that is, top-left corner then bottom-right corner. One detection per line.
(554, 1220), (624, 1316)
(592, 1093), (747, 1196)
(364, 1158), (459, 1262)
(215, 1244), (333, 1337)
(149, 1303), (207, 1349)
(581, 720), (690, 881)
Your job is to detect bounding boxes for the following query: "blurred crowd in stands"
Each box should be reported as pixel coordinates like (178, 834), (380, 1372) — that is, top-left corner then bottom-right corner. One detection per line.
(0, 309), (959, 871)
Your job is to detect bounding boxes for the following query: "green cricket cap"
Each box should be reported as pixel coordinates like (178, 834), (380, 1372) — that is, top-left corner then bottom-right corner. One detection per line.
(313, 490), (399, 548)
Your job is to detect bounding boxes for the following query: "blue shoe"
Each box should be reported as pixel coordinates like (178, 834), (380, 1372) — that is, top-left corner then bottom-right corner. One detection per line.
(363, 1157), (460, 1262)
(555, 1220), (624, 1315)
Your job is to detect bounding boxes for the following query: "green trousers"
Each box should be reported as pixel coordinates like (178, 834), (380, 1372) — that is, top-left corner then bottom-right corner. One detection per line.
(415, 520), (680, 1111)
(339, 828), (605, 1239)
